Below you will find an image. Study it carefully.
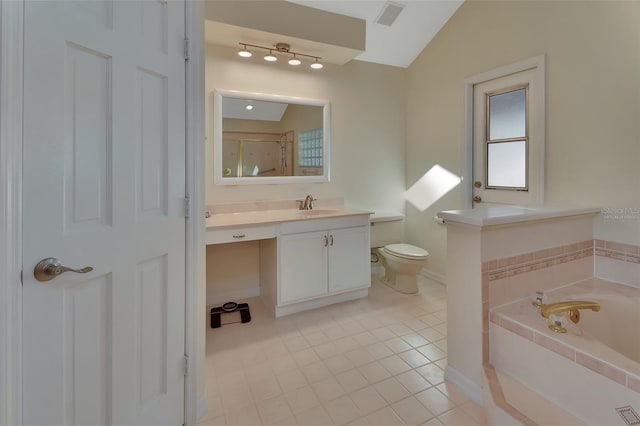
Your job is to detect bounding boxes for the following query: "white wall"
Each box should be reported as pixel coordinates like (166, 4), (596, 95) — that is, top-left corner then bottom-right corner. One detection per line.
(405, 1), (640, 276)
(206, 44), (407, 211)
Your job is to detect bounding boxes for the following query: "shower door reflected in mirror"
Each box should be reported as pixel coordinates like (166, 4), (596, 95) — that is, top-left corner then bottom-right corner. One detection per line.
(222, 130), (294, 178)
(213, 90), (331, 185)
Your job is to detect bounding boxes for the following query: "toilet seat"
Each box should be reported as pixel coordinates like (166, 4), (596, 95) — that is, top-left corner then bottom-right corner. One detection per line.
(383, 243), (429, 261)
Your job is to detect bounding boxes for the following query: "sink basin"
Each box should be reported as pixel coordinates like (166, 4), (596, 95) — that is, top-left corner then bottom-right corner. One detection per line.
(299, 209), (339, 217)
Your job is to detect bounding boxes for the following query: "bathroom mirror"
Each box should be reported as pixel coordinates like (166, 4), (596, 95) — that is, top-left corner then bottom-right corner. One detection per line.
(213, 89), (331, 185)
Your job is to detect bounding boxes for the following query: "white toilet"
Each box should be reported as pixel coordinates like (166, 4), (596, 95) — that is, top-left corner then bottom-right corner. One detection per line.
(370, 214), (429, 294)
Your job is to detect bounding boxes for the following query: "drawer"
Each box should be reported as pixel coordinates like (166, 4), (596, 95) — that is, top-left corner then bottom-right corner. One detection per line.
(206, 225), (277, 245)
(280, 214), (370, 235)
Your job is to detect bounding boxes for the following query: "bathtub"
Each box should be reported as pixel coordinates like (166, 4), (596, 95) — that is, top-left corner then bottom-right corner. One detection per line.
(490, 278), (640, 425)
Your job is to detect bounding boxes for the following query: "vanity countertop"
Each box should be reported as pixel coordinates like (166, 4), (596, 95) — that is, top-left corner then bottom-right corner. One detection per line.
(206, 207), (372, 230)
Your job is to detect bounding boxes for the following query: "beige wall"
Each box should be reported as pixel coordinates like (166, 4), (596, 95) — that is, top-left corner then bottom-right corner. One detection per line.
(206, 44), (407, 212)
(405, 1), (640, 276)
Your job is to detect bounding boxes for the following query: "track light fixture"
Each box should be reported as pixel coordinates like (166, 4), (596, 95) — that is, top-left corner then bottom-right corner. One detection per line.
(237, 42), (323, 70)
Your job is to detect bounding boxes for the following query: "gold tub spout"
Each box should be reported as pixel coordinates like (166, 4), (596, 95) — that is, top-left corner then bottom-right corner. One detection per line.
(539, 300), (600, 333)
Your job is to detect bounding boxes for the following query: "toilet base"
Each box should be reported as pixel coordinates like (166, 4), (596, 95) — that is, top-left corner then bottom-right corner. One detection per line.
(382, 271), (418, 294)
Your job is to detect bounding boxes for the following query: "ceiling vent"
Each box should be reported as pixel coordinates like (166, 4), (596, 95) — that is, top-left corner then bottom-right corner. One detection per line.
(375, 1), (405, 27)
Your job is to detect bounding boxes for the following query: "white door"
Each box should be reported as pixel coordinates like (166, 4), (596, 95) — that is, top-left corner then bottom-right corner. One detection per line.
(279, 231), (328, 303)
(22, 1), (186, 425)
(472, 67), (543, 206)
(328, 227), (370, 293)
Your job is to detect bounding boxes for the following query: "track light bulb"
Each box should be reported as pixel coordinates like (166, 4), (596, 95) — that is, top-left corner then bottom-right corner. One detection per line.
(238, 45), (252, 58)
(264, 50), (277, 62)
(310, 60), (323, 69)
(288, 55), (301, 66)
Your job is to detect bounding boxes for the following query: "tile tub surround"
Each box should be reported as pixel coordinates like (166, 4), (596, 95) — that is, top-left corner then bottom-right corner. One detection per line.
(595, 240), (640, 263)
(482, 239), (640, 365)
(489, 279), (640, 425)
(595, 239), (640, 287)
(490, 278), (640, 392)
(481, 365), (586, 426)
(484, 240), (594, 308)
(481, 240), (595, 367)
(478, 240), (640, 424)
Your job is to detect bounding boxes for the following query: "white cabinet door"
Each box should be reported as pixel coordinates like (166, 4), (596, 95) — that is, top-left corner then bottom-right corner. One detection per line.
(328, 226), (370, 293)
(279, 231), (328, 303)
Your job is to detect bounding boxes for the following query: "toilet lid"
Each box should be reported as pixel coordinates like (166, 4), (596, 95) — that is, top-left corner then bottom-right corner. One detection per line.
(384, 243), (429, 260)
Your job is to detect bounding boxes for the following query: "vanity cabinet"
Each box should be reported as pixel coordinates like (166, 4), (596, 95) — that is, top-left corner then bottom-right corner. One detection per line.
(206, 206), (371, 317)
(279, 225), (370, 305)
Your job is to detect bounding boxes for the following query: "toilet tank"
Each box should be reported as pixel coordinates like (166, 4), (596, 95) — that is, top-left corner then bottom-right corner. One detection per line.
(370, 213), (405, 248)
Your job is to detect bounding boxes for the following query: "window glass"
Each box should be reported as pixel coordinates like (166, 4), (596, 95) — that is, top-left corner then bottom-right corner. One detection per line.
(298, 128), (323, 167)
(487, 141), (526, 188)
(489, 88), (526, 140)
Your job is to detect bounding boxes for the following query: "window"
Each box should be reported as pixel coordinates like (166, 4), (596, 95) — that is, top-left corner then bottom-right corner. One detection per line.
(297, 128), (323, 167)
(485, 86), (528, 190)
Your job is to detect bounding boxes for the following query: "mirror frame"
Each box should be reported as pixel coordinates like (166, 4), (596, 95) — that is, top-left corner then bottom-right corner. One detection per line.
(213, 89), (331, 185)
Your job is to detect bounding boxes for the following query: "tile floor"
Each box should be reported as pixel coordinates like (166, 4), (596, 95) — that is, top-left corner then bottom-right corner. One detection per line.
(198, 274), (486, 426)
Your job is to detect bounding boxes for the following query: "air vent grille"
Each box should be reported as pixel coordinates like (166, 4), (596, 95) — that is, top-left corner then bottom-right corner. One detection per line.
(376, 1), (405, 27)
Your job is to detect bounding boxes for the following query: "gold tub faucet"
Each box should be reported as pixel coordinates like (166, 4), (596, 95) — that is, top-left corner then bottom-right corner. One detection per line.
(539, 301), (600, 333)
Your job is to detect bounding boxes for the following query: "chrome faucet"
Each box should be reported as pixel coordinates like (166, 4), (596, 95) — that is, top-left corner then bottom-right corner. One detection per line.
(296, 194), (316, 210)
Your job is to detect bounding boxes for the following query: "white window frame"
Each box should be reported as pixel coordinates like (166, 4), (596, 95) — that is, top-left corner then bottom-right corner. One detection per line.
(462, 55), (545, 208)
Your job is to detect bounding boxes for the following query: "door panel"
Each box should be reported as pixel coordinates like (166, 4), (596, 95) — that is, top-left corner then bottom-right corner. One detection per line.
(279, 232), (328, 303)
(22, 1), (186, 425)
(328, 227), (370, 293)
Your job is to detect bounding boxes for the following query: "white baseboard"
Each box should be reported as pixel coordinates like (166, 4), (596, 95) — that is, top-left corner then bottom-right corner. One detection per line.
(275, 288), (369, 317)
(445, 365), (483, 405)
(207, 287), (260, 306)
(419, 268), (447, 285)
(196, 392), (208, 422)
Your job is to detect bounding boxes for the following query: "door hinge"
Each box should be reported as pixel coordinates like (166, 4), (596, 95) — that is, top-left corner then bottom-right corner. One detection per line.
(183, 355), (189, 376)
(183, 196), (190, 218)
(184, 38), (190, 61)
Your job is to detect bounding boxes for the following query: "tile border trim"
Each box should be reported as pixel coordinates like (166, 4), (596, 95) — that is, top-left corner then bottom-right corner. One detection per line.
(485, 240), (593, 281)
(594, 239), (640, 265)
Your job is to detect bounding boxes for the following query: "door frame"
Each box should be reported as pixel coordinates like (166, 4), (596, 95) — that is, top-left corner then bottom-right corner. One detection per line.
(462, 54), (546, 209)
(0, 1), (24, 425)
(0, 2), (206, 425)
